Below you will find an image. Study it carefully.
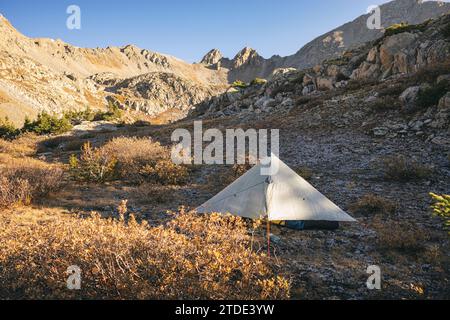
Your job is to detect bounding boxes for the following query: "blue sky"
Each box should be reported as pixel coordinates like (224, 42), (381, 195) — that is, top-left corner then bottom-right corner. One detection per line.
(0, 0), (393, 62)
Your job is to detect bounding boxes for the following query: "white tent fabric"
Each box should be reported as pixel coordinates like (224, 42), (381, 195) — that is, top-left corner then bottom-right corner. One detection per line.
(197, 154), (356, 222)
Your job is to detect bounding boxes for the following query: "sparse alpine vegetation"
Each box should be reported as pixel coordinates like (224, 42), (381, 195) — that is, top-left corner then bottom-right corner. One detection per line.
(384, 20), (430, 37)
(0, 208), (290, 300)
(0, 155), (64, 208)
(0, 117), (20, 139)
(69, 137), (189, 185)
(23, 113), (73, 135)
(430, 193), (450, 235)
(380, 155), (433, 182)
(350, 194), (397, 216)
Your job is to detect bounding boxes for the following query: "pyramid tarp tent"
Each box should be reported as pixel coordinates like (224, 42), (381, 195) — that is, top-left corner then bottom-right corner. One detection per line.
(197, 154), (356, 223)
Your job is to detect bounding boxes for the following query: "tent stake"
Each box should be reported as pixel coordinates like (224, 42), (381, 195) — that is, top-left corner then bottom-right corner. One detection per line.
(267, 219), (271, 257)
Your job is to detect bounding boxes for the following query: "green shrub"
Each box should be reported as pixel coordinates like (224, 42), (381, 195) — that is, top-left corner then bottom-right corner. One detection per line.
(231, 80), (248, 89)
(97, 101), (124, 121)
(23, 113), (73, 135)
(430, 193), (450, 235)
(69, 142), (117, 183)
(0, 117), (19, 139)
(63, 107), (96, 124)
(378, 84), (406, 97)
(417, 81), (450, 108)
(326, 57), (349, 66)
(385, 20), (429, 37)
(250, 78), (267, 86)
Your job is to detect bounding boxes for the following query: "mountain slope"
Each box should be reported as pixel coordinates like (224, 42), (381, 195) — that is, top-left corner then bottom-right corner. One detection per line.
(284, 0), (450, 69)
(200, 0), (450, 82)
(0, 14), (228, 125)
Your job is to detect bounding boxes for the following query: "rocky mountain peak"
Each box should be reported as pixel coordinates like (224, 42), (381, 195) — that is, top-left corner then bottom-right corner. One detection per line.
(232, 47), (263, 68)
(200, 49), (223, 66)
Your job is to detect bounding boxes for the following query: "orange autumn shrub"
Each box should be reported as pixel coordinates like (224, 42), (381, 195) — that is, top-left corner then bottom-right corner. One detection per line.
(0, 209), (290, 300)
(0, 156), (64, 208)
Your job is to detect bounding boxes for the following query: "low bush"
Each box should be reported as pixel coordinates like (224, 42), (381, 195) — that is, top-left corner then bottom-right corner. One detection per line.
(0, 177), (31, 208)
(0, 117), (19, 139)
(140, 159), (188, 185)
(378, 84), (406, 97)
(430, 193), (450, 235)
(374, 220), (429, 253)
(370, 96), (401, 112)
(250, 78), (267, 86)
(0, 209), (290, 299)
(326, 57), (349, 67)
(410, 61), (450, 85)
(70, 138), (188, 185)
(133, 183), (173, 204)
(335, 73), (350, 82)
(384, 20), (429, 37)
(23, 113), (73, 135)
(102, 137), (167, 179)
(350, 194), (397, 216)
(63, 139), (87, 152)
(69, 142), (117, 183)
(94, 101), (124, 122)
(380, 155), (433, 181)
(231, 80), (248, 89)
(0, 156), (64, 208)
(63, 107), (96, 124)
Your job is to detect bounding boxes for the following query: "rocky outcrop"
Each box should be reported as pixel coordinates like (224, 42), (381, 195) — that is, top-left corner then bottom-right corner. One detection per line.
(400, 86), (421, 113)
(352, 17), (450, 82)
(200, 0), (450, 83)
(284, 0), (450, 70)
(107, 72), (222, 119)
(196, 13), (450, 144)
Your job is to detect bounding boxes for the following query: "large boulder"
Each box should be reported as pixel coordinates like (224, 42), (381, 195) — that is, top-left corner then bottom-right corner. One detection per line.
(351, 62), (381, 80)
(316, 77), (334, 91)
(379, 32), (418, 72)
(399, 86), (421, 113)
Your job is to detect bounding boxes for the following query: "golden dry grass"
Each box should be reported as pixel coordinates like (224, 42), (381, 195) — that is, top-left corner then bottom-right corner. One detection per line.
(0, 139), (35, 157)
(0, 207), (290, 300)
(70, 137), (188, 185)
(0, 155), (64, 208)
